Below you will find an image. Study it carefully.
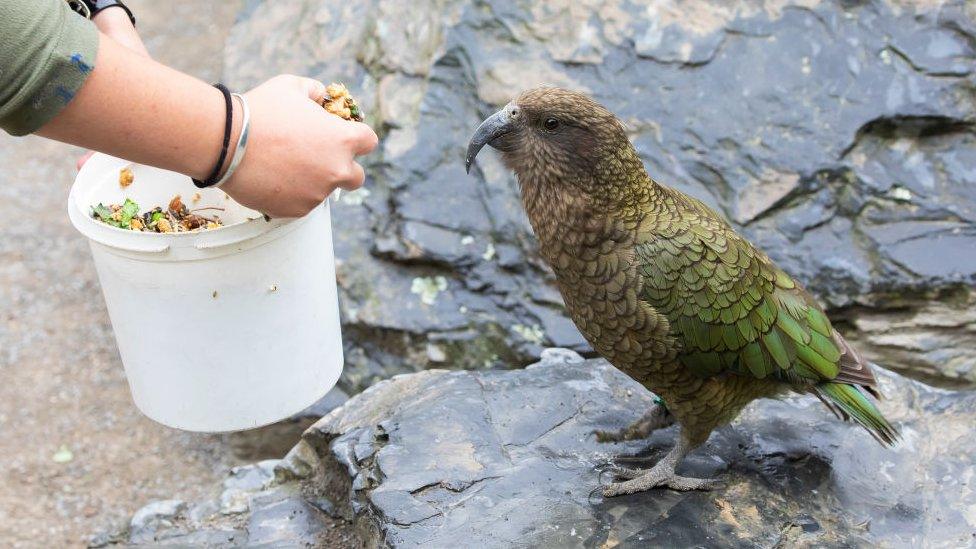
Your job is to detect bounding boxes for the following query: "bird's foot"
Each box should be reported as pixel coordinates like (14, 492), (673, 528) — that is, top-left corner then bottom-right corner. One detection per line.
(593, 403), (673, 443)
(602, 462), (722, 496)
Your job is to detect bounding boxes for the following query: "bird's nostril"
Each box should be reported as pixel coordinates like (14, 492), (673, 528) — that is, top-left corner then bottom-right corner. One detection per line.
(510, 107), (519, 116)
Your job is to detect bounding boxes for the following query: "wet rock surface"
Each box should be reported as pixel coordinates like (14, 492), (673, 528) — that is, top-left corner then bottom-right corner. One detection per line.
(223, 0), (976, 390)
(109, 349), (976, 547)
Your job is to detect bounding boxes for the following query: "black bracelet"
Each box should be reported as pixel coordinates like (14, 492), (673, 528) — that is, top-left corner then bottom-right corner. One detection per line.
(68, 1), (137, 26)
(193, 84), (234, 189)
(100, 2), (136, 26)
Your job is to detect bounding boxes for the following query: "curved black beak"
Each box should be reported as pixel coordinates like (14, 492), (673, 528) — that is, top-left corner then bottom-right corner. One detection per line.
(465, 104), (515, 174)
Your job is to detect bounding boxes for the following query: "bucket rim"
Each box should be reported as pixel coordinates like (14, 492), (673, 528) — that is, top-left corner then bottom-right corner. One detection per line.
(68, 153), (321, 255)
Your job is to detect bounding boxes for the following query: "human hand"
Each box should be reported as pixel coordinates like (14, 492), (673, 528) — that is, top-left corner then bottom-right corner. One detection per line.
(219, 75), (378, 218)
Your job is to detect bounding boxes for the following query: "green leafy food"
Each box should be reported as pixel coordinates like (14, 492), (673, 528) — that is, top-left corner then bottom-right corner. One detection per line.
(91, 196), (223, 232)
(118, 198), (139, 228)
(92, 199), (140, 228)
(91, 203), (118, 226)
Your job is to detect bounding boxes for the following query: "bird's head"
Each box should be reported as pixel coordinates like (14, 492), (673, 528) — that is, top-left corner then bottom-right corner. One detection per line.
(465, 87), (644, 204)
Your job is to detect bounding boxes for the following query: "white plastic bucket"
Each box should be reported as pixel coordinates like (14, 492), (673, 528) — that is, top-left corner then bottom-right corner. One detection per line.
(68, 153), (343, 432)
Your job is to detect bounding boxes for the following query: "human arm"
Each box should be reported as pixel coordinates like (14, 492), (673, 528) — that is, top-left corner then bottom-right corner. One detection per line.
(0, 0), (377, 217)
(74, 3), (149, 169)
(90, 3), (149, 57)
(37, 33), (376, 217)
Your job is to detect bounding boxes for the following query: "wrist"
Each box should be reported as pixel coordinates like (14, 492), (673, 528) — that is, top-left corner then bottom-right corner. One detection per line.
(92, 6), (131, 25)
(70, 0), (137, 26)
(85, 1), (136, 25)
(217, 95), (245, 180)
(94, 9), (150, 57)
(191, 84), (250, 189)
(184, 85), (230, 181)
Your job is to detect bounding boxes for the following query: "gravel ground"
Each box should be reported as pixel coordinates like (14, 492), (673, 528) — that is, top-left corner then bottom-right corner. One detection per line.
(0, 2), (245, 546)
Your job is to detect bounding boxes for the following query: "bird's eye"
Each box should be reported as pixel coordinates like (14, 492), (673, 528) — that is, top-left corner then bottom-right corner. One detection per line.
(543, 117), (560, 132)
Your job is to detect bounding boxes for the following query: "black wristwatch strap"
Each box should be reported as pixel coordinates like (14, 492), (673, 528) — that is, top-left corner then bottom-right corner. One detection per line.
(67, 0), (136, 26)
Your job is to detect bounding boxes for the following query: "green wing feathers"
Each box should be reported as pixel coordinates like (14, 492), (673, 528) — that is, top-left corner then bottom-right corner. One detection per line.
(637, 191), (897, 444)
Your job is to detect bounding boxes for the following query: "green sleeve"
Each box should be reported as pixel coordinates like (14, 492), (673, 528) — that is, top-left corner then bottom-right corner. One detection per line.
(0, 0), (100, 136)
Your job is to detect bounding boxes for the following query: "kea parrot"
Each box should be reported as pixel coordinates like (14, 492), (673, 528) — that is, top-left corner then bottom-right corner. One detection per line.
(465, 88), (898, 497)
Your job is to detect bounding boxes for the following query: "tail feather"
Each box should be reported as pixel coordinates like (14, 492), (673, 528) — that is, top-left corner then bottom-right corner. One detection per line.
(831, 331), (881, 399)
(815, 382), (899, 446)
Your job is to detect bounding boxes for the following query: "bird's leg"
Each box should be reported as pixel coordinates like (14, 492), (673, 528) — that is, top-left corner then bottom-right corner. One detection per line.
(602, 428), (720, 496)
(593, 399), (673, 443)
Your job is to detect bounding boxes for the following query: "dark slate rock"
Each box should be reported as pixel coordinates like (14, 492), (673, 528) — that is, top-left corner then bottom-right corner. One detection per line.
(127, 500), (187, 544)
(223, 0), (976, 388)
(95, 461), (353, 547)
(117, 349), (976, 547)
(298, 350), (976, 547)
(223, 460), (277, 493)
(245, 494), (327, 546)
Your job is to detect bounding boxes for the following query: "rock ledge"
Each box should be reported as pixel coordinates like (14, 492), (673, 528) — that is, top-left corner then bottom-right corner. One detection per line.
(100, 349), (976, 547)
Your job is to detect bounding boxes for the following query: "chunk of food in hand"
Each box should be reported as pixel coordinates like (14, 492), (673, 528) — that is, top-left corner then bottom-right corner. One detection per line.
(322, 82), (363, 122)
(91, 195), (224, 233)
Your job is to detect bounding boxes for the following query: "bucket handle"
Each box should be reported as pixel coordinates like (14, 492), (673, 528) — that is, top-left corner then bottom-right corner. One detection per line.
(106, 241), (171, 253)
(194, 236), (252, 251)
(193, 225), (277, 250)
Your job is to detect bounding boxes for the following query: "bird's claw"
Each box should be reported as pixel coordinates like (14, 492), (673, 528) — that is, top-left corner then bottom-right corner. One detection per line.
(599, 462), (724, 496)
(602, 477), (722, 496)
(594, 462), (644, 485)
(606, 465), (645, 480)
